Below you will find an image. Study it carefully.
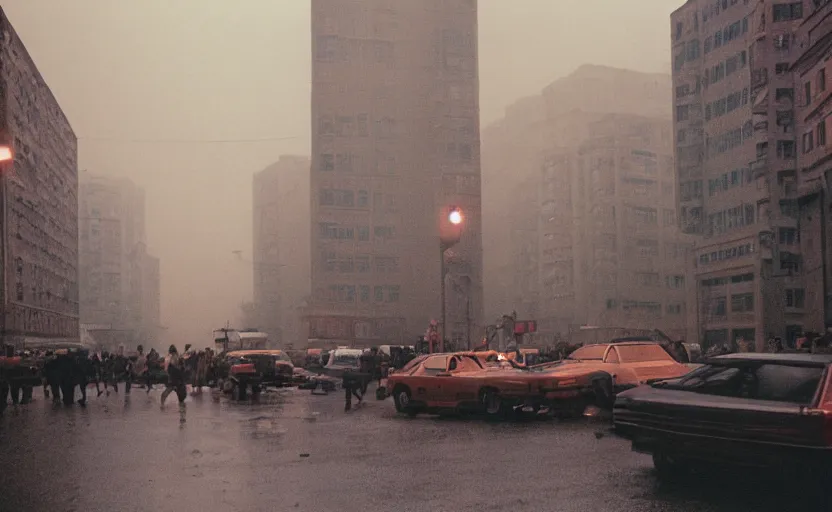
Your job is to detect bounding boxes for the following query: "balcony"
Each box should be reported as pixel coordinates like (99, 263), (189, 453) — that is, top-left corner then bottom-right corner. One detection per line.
(750, 157), (768, 179)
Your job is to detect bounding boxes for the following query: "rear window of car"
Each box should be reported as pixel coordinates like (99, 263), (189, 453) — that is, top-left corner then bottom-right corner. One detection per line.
(666, 363), (825, 404)
(567, 345), (607, 361)
(400, 355), (426, 374)
(616, 344), (673, 363)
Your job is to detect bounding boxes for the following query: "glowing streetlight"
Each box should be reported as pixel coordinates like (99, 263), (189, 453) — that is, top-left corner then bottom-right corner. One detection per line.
(449, 207), (463, 225)
(0, 146), (13, 163)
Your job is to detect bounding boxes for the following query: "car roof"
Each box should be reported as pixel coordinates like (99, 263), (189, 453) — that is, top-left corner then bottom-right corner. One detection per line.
(708, 352), (832, 365)
(581, 342), (660, 348)
(227, 350), (283, 356)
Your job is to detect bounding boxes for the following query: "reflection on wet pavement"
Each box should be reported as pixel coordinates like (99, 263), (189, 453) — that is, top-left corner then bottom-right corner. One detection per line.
(0, 386), (827, 512)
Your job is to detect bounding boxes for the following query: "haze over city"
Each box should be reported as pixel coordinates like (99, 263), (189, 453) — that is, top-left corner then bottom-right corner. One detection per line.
(5, 1), (832, 510)
(0, 0), (675, 343)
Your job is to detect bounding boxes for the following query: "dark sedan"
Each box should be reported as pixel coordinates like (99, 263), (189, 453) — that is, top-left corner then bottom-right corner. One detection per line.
(613, 352), (832, 479)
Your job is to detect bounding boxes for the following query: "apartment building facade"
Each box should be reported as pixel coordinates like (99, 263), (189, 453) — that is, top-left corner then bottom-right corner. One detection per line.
(793, 0), (832, 334)
(308, 0), (482, 346)
(252, 156), (311, 346)
(0, 11), (80, 346)
(78, 174), (160, 347)
(672, 0), (810, 350)
(483, 66), (692, 342)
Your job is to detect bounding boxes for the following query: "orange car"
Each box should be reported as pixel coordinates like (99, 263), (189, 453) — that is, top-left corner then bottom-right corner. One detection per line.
(534, 342), (693, 410)
(387, 352), (554, 418)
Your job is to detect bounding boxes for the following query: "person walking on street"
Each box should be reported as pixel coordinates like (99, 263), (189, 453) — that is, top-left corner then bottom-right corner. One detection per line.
(342, 369), (363, 411)
(161, 345), (186, 407)
(358, 348), (377, 396)
(132, 345), (150, 393)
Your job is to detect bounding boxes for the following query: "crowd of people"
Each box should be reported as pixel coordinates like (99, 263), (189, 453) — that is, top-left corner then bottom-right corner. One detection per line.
(0, 343), (223, 415)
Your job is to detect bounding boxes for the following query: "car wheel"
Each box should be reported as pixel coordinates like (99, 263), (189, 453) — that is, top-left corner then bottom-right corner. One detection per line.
(393, 386), (416, 416)
(481, 389), (503, 418)
(652, 450), (690, 480)
(591, 377), (614, 409)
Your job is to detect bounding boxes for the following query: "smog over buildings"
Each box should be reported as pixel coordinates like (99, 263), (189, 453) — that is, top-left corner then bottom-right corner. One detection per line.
(0, 0), (678, 347)
(6, 1), (832, 510)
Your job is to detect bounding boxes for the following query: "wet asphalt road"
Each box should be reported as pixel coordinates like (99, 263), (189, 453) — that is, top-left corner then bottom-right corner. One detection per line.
(0, 384), (825, 512)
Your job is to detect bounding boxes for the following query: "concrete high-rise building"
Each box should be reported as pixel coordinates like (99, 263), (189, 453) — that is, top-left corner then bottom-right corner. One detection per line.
(671, 0), (809, 350)
(793, 0), (832, 335)
(0, 10), (80, 347)
(308, 0), (482, 346)
(482, 66), (691, 341)
(78, 174), (160, 348)
(252, 155), (311, 346)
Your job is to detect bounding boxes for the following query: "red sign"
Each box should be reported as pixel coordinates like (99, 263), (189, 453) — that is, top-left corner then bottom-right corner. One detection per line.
(513, 321), (537, 335)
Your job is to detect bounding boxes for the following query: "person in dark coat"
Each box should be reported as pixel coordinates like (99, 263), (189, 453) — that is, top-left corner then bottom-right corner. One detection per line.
(74, 352), (93, 406)
(161, 345), (187, 407)
(342, 369), (363, 411)
(43, 352), (62, 404)
(57, 351), (76, 406)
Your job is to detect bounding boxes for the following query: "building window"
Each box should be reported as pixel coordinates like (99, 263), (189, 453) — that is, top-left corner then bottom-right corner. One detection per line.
(662, 208), (676, 226)
(357, 114), (369, 137)
(319, 153), (334, 171)
(806, 81), (812, 106)
(15, 282), (23, 301)
(388, 285), (400, 302)
(374, 286), (384, 302)
(374, 226), (395, 241)
(779, 227), (798, 245)
(318, 115), (335, 136)
(357, 226), (370, 242)
(731, 293), (754, 313)
(803, 131), (815, 153)
(775, 62), (790, 75)
(777, 140), (796, 158)
(676, 105), (690, 121)
(360, 285), (370, 302)
(636, 273), (660, 287)
(667, 303), (684, 315)
(775, 88), (794, 103)
(818, 120), (827, 146)
(772, 2), (803, 22)
(666, 275), (685, 289)
(357, 190), (369, 208)
(676, 22), (683, 41)
(356, 255), (370, 272)
(785, 288), (805, 308)
(819, 68), (827, 92)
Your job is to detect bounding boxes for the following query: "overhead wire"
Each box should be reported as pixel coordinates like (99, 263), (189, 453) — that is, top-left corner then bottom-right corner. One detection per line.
(78, 135), (301, 144)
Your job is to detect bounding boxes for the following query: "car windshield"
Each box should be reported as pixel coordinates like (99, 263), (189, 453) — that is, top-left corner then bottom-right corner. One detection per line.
(655, 362), (825, 404)
(616, 344), (673, 363)
(332, 355), (359, 366)
(567, 345), (607, 361)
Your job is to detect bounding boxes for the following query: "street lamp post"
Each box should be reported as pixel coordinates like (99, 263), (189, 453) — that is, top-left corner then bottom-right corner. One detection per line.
(440, 206), (463, 353)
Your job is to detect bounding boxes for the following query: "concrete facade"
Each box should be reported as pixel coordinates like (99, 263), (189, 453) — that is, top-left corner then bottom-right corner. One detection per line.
(793, 0), (832, 335)
(252, 155), (311, 347)
(78, 174), (160, 348)
(672, 0), (811, 350)
(483, 66), (691, 342)
(0, 11), (80, 347)
(308, 0), (482, 346)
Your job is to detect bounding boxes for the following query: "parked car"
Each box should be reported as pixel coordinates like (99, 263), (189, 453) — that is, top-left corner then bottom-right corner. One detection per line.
(386, 352), (556, 418)
(613, 352), (832, 479)
(530, 341), (693, 412)
(320, 348), (362, 379)
(219, 350), (294, 400)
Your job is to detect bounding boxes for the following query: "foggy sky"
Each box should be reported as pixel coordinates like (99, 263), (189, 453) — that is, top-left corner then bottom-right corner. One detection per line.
(2, 0), (677, 345)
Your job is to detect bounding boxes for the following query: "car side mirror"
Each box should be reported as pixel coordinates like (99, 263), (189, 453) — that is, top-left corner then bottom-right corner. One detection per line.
(436, 372), (451, 377)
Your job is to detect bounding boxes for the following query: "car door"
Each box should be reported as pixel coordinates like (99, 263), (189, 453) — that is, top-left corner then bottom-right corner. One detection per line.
(412, 355), (450, 404)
